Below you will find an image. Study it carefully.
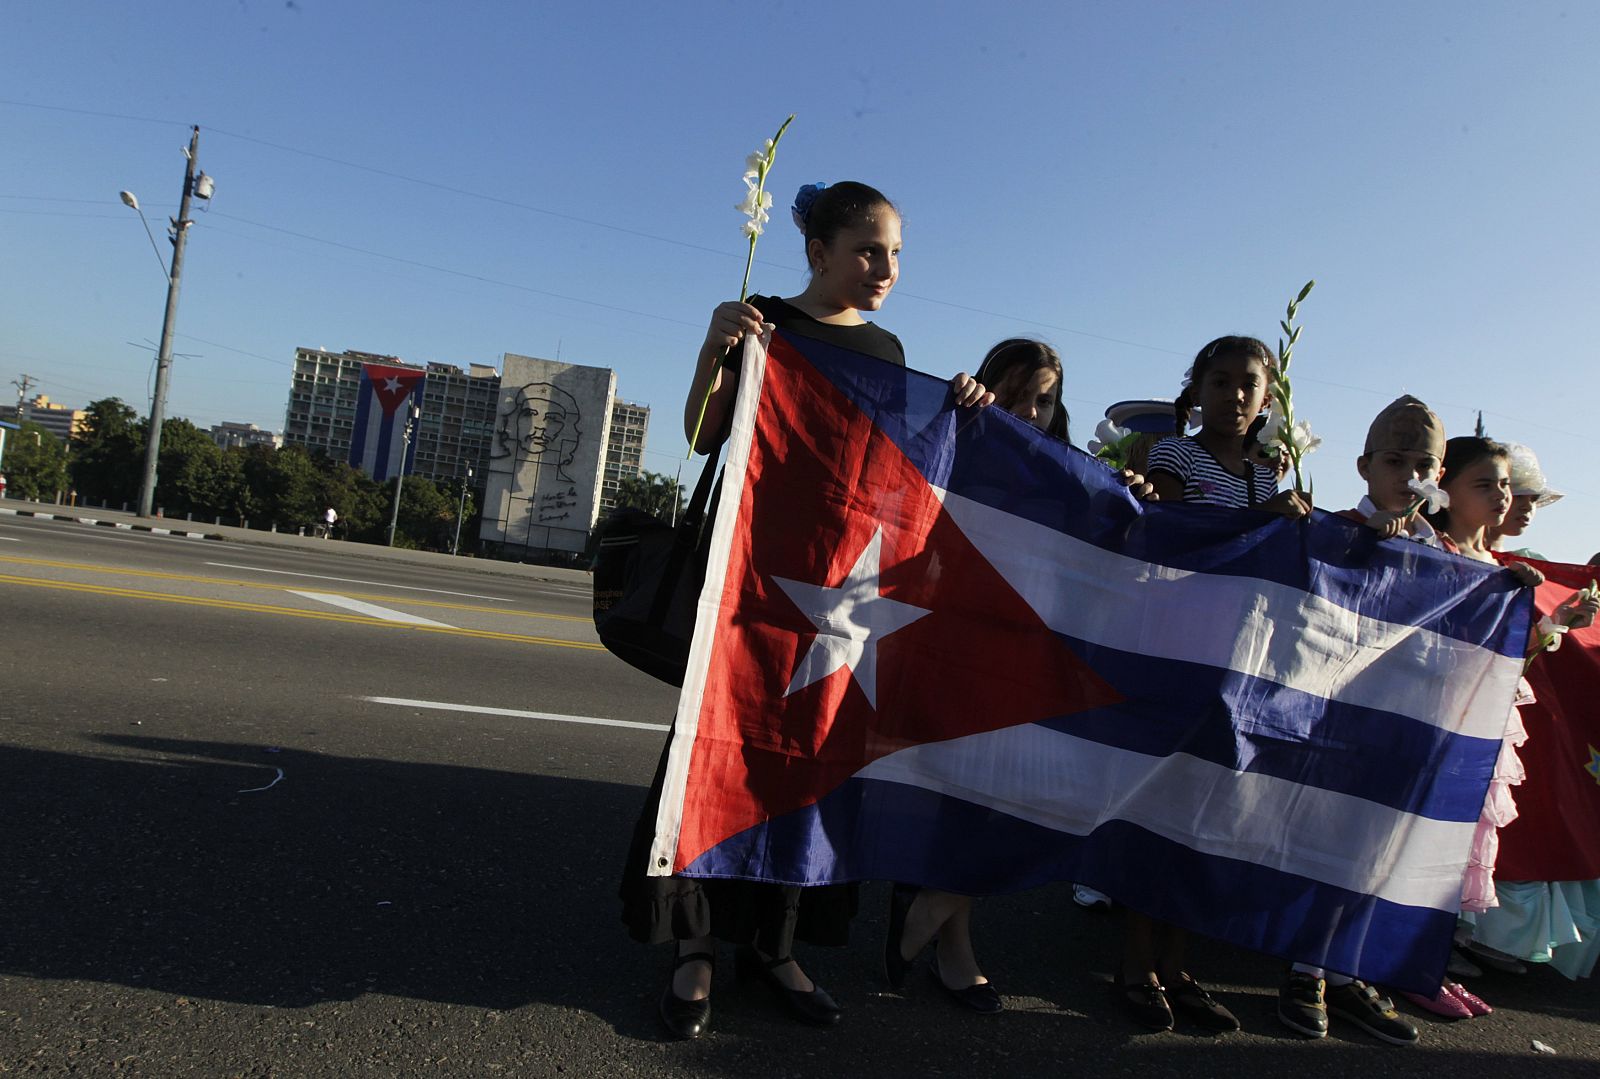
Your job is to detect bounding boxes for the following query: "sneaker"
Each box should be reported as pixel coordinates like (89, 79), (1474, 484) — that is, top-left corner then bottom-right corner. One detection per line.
(1326, 980), (1420, 1045)
(1400, 986), (1473, 1019)
(1277, 971), (1328, 1038)
(1072, 884), (1112, 911)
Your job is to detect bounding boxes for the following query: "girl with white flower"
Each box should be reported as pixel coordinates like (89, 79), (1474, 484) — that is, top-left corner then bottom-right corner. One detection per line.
(624, 179), (991, 1041)
(1142, 336), (1310, 518)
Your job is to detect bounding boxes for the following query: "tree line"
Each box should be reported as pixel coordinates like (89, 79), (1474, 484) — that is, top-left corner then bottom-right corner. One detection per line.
(2, 398), (476, 550)
(3, 397), (689, 552)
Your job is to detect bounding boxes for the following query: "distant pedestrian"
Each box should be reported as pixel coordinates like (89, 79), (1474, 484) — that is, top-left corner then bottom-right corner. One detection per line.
(322, 507), (338, 539)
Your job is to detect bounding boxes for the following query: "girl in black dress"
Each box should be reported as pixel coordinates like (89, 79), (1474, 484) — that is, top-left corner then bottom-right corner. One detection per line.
(620, 181), (991, 1039)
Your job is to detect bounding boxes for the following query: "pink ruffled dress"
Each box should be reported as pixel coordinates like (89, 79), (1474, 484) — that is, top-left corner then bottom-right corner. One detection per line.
(1459, 678), (1534, 913)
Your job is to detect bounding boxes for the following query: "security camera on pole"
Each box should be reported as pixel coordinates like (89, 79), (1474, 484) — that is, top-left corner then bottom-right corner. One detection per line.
(387, 404), (420, 546)
(120, 125), (215, 518)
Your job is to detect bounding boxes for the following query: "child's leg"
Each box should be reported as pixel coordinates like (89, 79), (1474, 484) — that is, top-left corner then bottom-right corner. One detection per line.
(932, 896), (987, 987)
(1121, 910), (1161, 984)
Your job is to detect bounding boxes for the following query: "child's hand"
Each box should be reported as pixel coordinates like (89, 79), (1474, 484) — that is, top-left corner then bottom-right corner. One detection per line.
(1262, 490), (1312, 519)
(1556, 589), (1600, 630)
(704, 301), (765, 354)
(1116, 469), (1157, 501)
(1507, 562), (1545, 588)
(1364, 510), (1408, 539)
(950, 372), (995, 409)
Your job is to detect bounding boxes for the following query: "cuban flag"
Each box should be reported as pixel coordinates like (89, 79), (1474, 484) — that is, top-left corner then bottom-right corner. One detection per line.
(648, 327), (1532, 993)
(350, 363), (426, 481)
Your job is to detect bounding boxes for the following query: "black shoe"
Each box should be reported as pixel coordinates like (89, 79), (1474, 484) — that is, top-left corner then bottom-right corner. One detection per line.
(884, 883), (920, 989)
(658, 950), (713, 1040)
(930, 954), (1002, 1015)
(1115, 977), (1173, 1031)
(1167, 972), (1239, 1033)
(736, 947), (842, 1027)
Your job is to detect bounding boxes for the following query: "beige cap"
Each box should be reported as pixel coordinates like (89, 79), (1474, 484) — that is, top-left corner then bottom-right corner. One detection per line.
(1364, 395), (1446, 457)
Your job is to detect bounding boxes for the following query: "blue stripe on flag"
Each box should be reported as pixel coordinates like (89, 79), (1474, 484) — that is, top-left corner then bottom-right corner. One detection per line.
(350, 374), (375, 470)
(681, 776), (1454, 993)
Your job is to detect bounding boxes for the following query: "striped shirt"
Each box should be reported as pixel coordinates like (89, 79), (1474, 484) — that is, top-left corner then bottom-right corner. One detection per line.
(1146, 436), (1279, 508)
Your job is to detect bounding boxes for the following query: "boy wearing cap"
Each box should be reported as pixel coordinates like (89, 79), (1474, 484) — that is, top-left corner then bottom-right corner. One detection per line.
(1277, 396), (1448, 1046)
(1334, 395), (1448, 547)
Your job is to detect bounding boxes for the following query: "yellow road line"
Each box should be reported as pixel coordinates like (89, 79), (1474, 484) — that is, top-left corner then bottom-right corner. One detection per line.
(0, 573), (605, 650)
(0, 553), (588, 621)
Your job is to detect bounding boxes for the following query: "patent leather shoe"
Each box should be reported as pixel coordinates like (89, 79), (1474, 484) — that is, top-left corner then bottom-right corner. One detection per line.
(930, 954), (1003, 1014)
(657, 950), (712, 1040)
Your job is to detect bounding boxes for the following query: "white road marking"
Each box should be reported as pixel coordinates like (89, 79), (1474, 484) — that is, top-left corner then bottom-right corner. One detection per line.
(290, 590), (454, 626)
(359, 696), (669, 732)
(207, 562), (511, 601)
(0, 536), (18, 542)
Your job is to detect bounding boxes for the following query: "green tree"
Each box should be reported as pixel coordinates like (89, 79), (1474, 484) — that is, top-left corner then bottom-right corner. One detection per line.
(152, 418), (227, 520)
(69, 398), (143, 507)
(242, 444), (322, 529)
(1, 421), (70, 501)
(612, 469), (685, 521)
(393, 474), (455, 549)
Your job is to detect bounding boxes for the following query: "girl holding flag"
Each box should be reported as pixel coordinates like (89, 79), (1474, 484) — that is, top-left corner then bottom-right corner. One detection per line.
(621, 180), (990, 1040)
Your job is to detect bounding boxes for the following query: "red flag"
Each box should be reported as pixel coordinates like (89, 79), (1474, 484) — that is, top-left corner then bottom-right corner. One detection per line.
(1494, 557), (1600, 881)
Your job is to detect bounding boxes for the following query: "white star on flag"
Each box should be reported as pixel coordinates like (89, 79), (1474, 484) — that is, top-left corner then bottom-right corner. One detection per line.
(772, 527), (930, 709)
(383, 377), (403, 393)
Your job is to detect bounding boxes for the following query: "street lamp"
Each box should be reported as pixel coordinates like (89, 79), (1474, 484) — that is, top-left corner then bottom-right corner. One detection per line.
(120, 125), (214, 518)
(452, 466), (474, 556)
(386, 405), (420, 546)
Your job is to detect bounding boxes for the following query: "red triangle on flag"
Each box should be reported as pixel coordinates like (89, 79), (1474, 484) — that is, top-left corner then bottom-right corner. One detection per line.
(675, 335), (1123, 871)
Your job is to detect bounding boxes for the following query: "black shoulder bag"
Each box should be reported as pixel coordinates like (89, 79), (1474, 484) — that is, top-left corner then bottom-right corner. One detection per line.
(591, 446), (722, 687)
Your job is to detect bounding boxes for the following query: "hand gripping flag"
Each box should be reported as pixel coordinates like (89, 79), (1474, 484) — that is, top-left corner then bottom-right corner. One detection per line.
(350, 363), (426, 481)
(649, 328), (1531, 993)
(1493, 557), (1600, 882)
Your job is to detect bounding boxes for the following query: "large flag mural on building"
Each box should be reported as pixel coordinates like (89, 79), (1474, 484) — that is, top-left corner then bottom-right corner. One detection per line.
(350, 363), (426, 481)
(647, 327), (1532, 994)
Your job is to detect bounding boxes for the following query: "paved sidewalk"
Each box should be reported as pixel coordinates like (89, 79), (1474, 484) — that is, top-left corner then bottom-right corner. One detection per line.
(0, 496), (593, 586)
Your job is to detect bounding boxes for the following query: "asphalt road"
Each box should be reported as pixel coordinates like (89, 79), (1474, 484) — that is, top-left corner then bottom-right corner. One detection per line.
(1, 514), (1596, 1076)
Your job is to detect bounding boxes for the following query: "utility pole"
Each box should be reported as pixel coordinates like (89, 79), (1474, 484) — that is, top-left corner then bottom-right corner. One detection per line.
(136, 125), (206, 518)
(12, 374), (36, 421)
(452, 466), (474, 556)
(386, 405), (420, 546)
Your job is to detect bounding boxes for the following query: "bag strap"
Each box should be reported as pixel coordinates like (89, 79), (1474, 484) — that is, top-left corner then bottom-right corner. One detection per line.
(646, 443), (722, 623)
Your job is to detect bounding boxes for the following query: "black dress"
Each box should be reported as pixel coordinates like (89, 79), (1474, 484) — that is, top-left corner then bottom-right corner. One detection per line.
(619, 296), (905, 954)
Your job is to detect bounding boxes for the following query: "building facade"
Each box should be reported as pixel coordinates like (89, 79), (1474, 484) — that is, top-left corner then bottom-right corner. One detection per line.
(481, 353), (615, 556)
(209, 421), (283, 451)
(282, 346), (649, 556)
(19, 395), (87, 444)
(599, 400), (651, 512)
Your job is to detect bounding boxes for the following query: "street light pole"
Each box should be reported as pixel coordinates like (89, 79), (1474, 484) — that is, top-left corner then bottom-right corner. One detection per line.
(386, 405), (419, 546)
(452, 466), (473, 556)
(128, 125), (212, 519)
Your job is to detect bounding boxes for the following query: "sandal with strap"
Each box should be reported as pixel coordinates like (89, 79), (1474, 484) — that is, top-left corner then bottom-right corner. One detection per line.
(1114, 976), (1173, 1031)
(735, 946), (842, 1027)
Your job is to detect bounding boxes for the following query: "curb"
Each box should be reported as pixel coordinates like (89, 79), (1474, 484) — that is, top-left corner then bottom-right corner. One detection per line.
(0, 508), (220, 540)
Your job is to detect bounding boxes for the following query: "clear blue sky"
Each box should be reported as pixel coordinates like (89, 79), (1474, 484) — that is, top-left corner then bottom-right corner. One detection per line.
(3, 1), (1596, 560)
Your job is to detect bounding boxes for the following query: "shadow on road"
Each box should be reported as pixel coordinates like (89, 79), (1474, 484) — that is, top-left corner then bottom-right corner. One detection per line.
(2, 735), (1596, 1075)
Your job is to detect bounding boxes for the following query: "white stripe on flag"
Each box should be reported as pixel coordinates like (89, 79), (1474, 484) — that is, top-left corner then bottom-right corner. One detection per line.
(857, 724), (1476, 913)
(933, 488), (1521, 742)
(290, 590), (453, 626)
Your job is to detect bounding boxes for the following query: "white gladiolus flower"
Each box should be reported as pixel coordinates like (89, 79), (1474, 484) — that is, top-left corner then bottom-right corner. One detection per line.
(1406, 477), (1450, 513)
(1088, 418), (1131, 456)
(1537, 615), (1570, 652)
